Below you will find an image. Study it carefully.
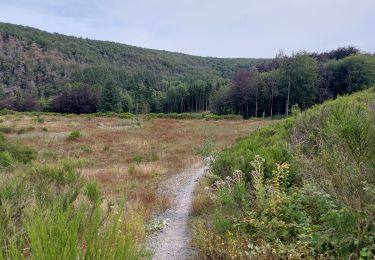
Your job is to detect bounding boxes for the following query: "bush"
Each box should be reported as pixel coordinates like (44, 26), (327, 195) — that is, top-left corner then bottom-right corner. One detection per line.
(33, 116), (45, 123)
(212, 118), (296, 182)
(0, 125), (15, 134)
(67, 131), (82, 141)
(0, 151), (14, 168)
(132, 153), (143, 164)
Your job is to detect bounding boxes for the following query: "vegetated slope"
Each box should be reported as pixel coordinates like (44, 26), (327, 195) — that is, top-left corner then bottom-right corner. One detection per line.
(192, 88), (375, 259)
(0, 22), (263, 96)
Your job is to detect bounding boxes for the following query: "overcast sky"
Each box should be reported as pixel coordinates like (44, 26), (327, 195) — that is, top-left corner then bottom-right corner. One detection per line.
(0, 0), (374, 58)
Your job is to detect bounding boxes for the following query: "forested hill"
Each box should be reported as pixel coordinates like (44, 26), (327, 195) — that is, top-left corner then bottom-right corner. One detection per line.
(1, 22), (374, 116)
(0, 22), (262, 95)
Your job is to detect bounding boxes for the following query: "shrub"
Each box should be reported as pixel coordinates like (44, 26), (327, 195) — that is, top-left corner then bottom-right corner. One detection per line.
(0, 151), (14, 168)
(132, 153), (143, 164)
(0, 134), (36, 163)
(33, 116), (45, 123)
(67, 131), (82, 141)
(17, 126), (35, 134)
(0, 125), (15, 134)
(85, 182), (102, 204)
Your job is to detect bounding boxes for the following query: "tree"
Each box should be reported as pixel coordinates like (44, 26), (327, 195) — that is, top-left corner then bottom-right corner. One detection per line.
(150, 91), (166, 113)
(210, 83), (232, 115)
(101, 81), (122, 113)
(325, 54), (375, 96)
(260, 70), (280, 116)
(279, 53), (319, 115)
(121, 91), (134, 112)
(249, 67), (261, 117)
(53, 85), (99, 114)
(231, 67), (260, 118)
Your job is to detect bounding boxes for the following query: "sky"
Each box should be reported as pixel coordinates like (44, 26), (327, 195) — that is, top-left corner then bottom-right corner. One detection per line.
(0, 0), (374, 58)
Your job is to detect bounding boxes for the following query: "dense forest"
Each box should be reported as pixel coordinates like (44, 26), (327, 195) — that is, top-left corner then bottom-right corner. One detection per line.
(0, 23), (375, 116)
(0, 22), (260, 114)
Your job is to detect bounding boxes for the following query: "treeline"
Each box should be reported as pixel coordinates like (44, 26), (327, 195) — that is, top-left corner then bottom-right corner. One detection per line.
(0, 22), (260, 113)
(1, 49), (374, 116)
(1, 23), (374, 116)
(211, 47), (375, 118)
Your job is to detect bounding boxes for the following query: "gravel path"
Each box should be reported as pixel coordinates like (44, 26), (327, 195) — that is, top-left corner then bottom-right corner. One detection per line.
(148, 160), (209, 260)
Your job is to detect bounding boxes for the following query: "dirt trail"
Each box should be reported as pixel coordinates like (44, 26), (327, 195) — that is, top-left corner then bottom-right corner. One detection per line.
(148, 159), (210, 260)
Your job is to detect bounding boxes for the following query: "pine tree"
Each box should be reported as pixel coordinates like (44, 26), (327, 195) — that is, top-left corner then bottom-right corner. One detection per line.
(101, 81), (122, 112)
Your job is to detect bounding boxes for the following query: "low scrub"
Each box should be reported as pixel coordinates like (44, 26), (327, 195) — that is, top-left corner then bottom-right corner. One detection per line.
(67, 131), (82, 141)
(192, 88), (375, 259)
(0, 136), (148, 259)
(145, 112), (243, 121)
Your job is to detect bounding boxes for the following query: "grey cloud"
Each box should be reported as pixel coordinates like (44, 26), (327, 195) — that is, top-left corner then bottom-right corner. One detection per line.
(0, 0), (374, 57)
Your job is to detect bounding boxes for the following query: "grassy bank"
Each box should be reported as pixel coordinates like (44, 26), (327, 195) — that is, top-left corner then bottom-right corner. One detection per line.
(191, 88), (375, 259)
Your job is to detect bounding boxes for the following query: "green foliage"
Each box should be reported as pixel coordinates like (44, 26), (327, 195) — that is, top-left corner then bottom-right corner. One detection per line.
(0, 125), (15, 134)
(145, 112), (242, 120)
(0, 134), (35, 164)
(16, 126), (35, 134)
(193, 88), (375, 259)
(0, 151), (14, 168)
(194, 136), (216, 157)
(132, 153), (143, 164)
(325, 54), (375, 95)
(1, 23), (374, 118)
(0, 22), (261, 116)
(85, 182), (102, 204)
(101, 81), (123, 113)
(33, 116), (45, 123)
(67, 131), (82, 141)
(0, 153), (147, 259)
(212, 118), (296, 182)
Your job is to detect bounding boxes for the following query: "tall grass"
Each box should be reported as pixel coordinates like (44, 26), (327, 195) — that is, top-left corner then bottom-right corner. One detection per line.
(0, 136), (148, 259)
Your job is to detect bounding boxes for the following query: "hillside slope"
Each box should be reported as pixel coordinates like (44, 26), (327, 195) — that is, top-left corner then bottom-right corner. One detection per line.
(192, 88), (375, 259)
(0, 22), (263, 96)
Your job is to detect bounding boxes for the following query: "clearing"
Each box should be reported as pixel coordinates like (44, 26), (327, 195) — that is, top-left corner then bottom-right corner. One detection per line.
(1, 113), (269, 257)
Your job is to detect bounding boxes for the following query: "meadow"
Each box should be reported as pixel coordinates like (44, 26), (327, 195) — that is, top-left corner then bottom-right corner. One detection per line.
(0, 113), (268, 259)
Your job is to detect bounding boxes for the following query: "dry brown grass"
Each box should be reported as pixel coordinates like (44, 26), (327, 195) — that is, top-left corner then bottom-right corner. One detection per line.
(1, 114), (270, 219)
(191, 175), (214, 217)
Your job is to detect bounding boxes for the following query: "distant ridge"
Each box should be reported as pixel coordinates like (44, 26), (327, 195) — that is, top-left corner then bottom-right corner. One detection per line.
(0, 22), (265, 95)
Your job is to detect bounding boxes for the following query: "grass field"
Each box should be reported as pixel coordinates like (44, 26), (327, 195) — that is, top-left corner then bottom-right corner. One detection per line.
(0, 114), (269, 242)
